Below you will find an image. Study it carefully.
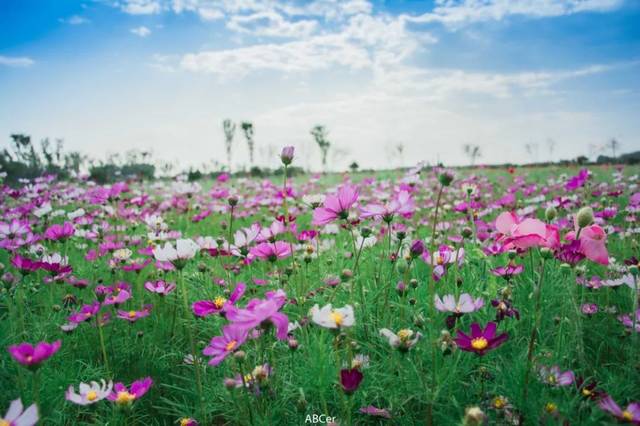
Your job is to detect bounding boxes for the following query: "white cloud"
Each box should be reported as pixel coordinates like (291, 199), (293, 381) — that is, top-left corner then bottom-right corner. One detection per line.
(120, 0), (162, 14)
(406, 0), (624, 26)
(0, 55), (35, 67)
(59, 15), (91, 25)
(131, 26), (152, 37)
(227, 11), (318, 38)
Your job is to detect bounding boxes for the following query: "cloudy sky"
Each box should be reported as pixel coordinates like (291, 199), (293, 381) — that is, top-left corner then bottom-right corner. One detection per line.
(1, 0), (639, 171)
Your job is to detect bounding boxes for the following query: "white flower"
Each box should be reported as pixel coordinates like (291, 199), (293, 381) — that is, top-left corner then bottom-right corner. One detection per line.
(153, 239), (199, 263)
(34, 203), (52, 218)
(112, 248), (132, 261)
(196, 236), (218, 250)
(67, 208), (85, 220)
(379, 328), (422, 350)
(310, 304), (355, 329)
(1, 399), (38, 426)
(66, 380), (113, 405)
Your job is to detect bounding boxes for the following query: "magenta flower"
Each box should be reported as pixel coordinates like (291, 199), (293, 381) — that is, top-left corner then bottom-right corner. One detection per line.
(225, 291), (289, 340)
(455, 322), (508, 356)
(538, 365), (575, 387)
(249, 241), (292, 262)
(312, 184), (359, 226)
(495, 212), (559, 251)
(598, 395), (640, 423)
(490, 263), (524, 280)
(618, 309), (640, 333)
(581, 303), (598, 316)
(144, 280), (176, 296)
(8, 340), (61, 369)
(192, 282), (246, 318)
(0, 219), (35, 250)
(202, 324), (248, 366)
(117, 305), (152, 322)
(68, 301), (101, 324)
(10, 254), (40, 274)
(44, 222), (75, 241)
(107, 377), (153, 405)
(565, 218), (609, 265)
(340, 368), (363, 394)
(102, 289), (132, 306)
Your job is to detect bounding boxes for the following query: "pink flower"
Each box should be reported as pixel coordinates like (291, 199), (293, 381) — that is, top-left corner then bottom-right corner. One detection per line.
(7, 340), (61, 369)
(598, 395), (640, 423)
(68, 301), (101, 323)
(144, 280), (176, 296)
(495, 212), (558, 251)
(249, 241), (292, 262)
(312, 184), (359, 226)
(226, 291), (289, 340)
(202, 324), (248, 366)
(538, 365), (575, 387)
(565, 217), (609, 265)
(117, 305), (152, 322)
(1, 399), (38, 426)
(107, 377), (153, 405)
(0, 219), (35, 250)
(361, 191), (415, 221)
(192, 282), (246, 317)
(44, 222), (75, 241)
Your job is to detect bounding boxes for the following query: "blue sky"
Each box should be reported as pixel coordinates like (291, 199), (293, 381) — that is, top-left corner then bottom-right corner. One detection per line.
(1, 0), (639, 171)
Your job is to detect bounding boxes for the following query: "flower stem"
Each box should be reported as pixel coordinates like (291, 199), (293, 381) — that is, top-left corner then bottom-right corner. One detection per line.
(522, 257), (546, 403)
(97, 316), (110, 376)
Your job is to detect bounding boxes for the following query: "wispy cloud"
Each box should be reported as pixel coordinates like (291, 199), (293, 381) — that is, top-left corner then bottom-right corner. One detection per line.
(405, 0), (624, 26)
(131, 26), (152, 37)
(0, 55), (35, 67)
(120, 0), (162, 15)
(59, 15), (91, 25)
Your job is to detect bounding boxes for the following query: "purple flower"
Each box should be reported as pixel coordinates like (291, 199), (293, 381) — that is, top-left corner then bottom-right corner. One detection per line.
(192, 282), (245, 318)
(280, 146), (295, 165)
(581, 303), (598, 316)
(107, 377), (153, 405)
(8, 340), (61, 369)
(598, 395), (640, 423)
(491, 299), (520, 322)
(68, 301), (101, 324)
(249, 242), (292, 262)
(117, 305), (152, 322)
(490, 263), (524, 280)
(202, 324), (248, 366)
(359, 405), (391, 419)
(225, 290), (289, 340)
(422, 245), (464, 282)
(455, 322), (508, 356)
(538, 365), (575, 387)
(312, 185), (359, 226)
(340, 368), (363, 394)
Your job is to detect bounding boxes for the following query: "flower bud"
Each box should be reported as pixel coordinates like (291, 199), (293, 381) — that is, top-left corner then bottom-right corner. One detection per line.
(576, 206), (594, 228)
(461, 227), (473, 239)
(360, 227), (372, 238)
(223, 378), (237, 390)
(409, 240), (425, 258)
(545, 206), (557, 221)
(233, 351), (246, 361)
(395, 258), (409, 274)
(540, 247), (553, 259)
(228, 196), (239, 207)
(463, 406), (486, 426)
(438, 170), (454, 187)
(280, 146), (295, 166)
(629, 265), (639, 276)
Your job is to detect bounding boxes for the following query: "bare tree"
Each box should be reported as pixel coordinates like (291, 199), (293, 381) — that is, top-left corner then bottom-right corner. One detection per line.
(546, 138), (556, 160)
(241, 122), (255, 165)
(607, 138), (620, 158)
(222, 119), (236, 172)
(310, 125), (331, 171)
(462, 144), (482, 166)
(525, 142), (539, 163)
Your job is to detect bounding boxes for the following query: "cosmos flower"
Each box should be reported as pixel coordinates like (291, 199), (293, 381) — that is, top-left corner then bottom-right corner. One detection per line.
(1, 399), (38, 426)
(68, 301), (101, 324)
(310, 304), (355, 329)
(8, 340), (61, 369)
(249, 241), (292, 262)
(340, 368), (363, 394)
(117, 305), (152, 322)
(312, 184), (359, 226)
(107, 377), (153, 405)
(203, 324), (248, 366)
(598, 395), (640, 424)
(379, 328), (422, 351)
(435, 294), (484, 314)
(565, 217), (609, 265)
(422, 245), (464, 282)
(455, 322), (508, 356)
(495, 212), (559, 251)
(618, 309), (640, 333)
(192, 282), (245, 317)
(226, 291), (289, 340)
(66, 380), (113, 405)
(359, 406), (391, 419)
(538, 365), (575, 387)
(152, 239), (200, 267)
(360, 190), (415, 221)
(0, 219), (36, 250)
(144, 280), (176, 296)
(44, 222), (75, 241)
(490, 263), (524, 280)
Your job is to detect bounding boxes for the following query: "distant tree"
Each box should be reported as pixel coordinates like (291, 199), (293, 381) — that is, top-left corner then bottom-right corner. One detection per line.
(525, 142), (539, 163)
(349, 161), (359, 173)
(310, 125), (331, 171)
(607, 138), (620, 158)
(222, 119), (236, 172)
(546, 138), (556, 160)
(241, 122), (255, 165)
(462, 144), (482, 166)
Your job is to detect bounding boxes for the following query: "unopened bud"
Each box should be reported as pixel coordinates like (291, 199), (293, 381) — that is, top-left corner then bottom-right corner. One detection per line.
(463, 406), (486, 425)
(576, 207), (594, 229)
(545, 206), (557, 222)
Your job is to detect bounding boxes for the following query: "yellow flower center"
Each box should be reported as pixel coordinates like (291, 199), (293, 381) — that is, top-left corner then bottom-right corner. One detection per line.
(128, 311), (137, 318)
(330, 311), (344, 326)
(545, 402), (557, 414)
(622, 411), (633, 421)
(225, 340), (237, 351)
(547, 375), (557, 385)
(86, 390), (98, 401)
(180, 419), (192, 426)
(397, 329), (412, 341)
(115, 391), (136, 405)
(582, 388), (592, 397)
(214, 296), (227, 309)
(471, 337), (488, 350)
(493, 397), (506, 409)
(244, 374), (253, 383)
(436, 254), (444, 265)
(1, 419), (10, 426)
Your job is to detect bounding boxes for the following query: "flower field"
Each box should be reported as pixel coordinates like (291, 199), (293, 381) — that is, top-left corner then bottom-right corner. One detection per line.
(1, 161), (640, 425)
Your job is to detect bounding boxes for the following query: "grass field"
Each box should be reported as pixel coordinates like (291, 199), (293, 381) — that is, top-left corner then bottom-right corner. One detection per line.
(1, 163), (639, 425)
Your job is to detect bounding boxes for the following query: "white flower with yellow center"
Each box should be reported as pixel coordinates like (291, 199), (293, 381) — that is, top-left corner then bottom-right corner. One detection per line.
(310, 304), (355, 329)
(66, 380), (113, 406)
(112, 248), (132, 261)
(380, 328), (422, 351)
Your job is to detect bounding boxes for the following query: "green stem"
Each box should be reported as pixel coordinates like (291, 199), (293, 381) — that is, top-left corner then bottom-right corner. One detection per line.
(97, 316), (110, 376)
(522, 257), (546, 403)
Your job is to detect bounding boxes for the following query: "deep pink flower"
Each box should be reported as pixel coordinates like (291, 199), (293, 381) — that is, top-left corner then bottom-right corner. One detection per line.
(44, 222), (75, 241)
(225, 291), (289, 340)
(249, 241), (292, 262)
(565, 217), (609, 265)
(202, 324), (248, 366)
(495, 212), (558, 251)
(8, 340), (61, 368)
(455, 322), (508, 356)
(10, 255), (40, 274)
(312, 184), (359, 226)
(0, 219), (34, 250)
(68, 302), (101, 323)
(340, 368), (363, 394)
(107, 377), (153, 405)
(192, 282), (246, 317)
